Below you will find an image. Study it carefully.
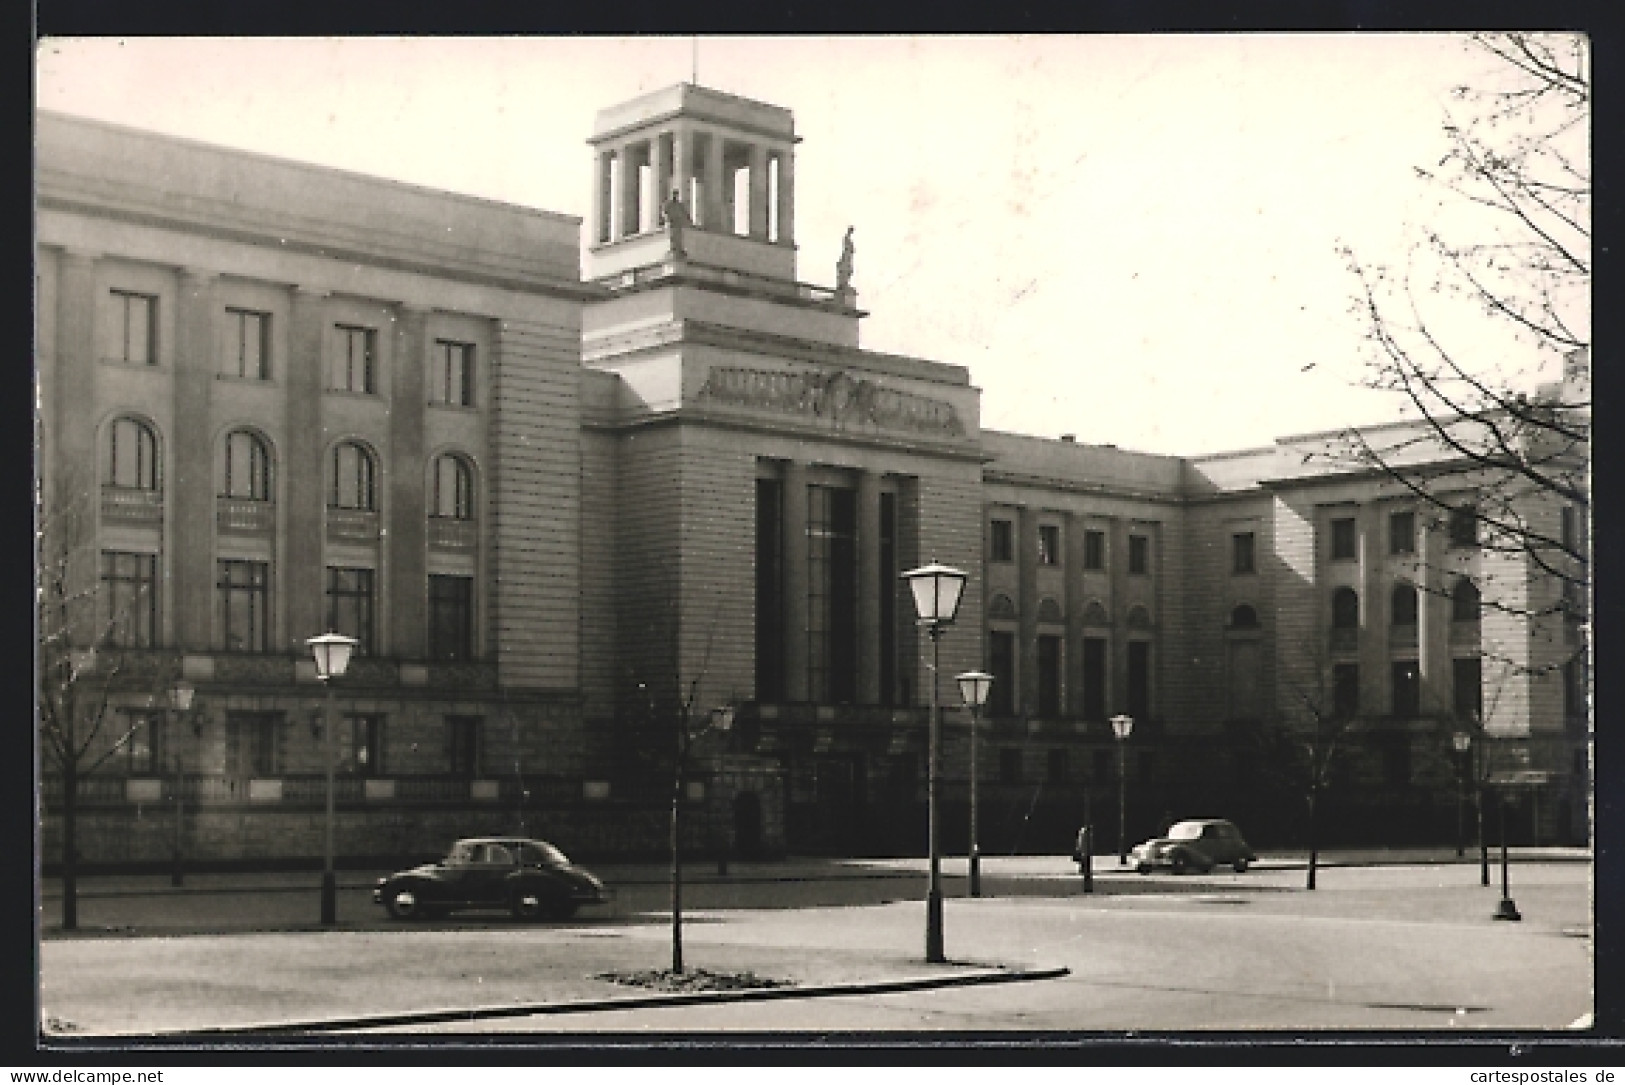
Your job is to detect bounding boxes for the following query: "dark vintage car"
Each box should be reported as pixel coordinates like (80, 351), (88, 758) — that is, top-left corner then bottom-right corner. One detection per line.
(373, 837), (610, 921)
(1130, 819), (1256, 875)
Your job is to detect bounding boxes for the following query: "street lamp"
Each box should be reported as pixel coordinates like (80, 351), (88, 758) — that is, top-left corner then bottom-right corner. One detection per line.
(1493, 777), (1522, 922)
(901, 560), (968, 964)
(956, 670), (993, 898)
(1470, 711), (1489, 886)
(1452, 729), (1472, 859)
(169, 681), (195, 888)
(1111, 714), (1134, 865)
(671, 700), (735, 974)
(307, 632), (357, 926)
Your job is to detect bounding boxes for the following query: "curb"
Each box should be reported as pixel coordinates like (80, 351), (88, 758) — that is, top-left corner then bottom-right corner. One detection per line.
(145, 965), (1073, 1036)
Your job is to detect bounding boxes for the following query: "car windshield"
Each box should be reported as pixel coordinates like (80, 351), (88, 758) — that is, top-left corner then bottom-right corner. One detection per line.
(515, 841), (568, 867)
(1167, 822), (1205, 840)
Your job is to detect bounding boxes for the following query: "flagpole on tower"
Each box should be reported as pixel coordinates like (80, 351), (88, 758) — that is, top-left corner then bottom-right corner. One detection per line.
(691, 37), (699, 84)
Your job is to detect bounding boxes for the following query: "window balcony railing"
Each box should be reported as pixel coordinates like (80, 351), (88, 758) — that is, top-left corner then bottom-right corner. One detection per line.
(326, 507), (380, 542)
(428, 517), (478, 550)
(101, 487), (164, 524)
(216, 497), (274, 534)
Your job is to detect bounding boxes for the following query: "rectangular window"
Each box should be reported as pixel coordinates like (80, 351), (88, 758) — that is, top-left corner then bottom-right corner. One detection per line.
(428, 574), (474, 661)
(1037, 635), (1062, 717)
(755, 478), (785, 702)
(121, 709), (164, 775)
(447, 716), (482, 778)
(431, 340), (475, 406)
(101, 551), (157, 648)
(806, 485), (857, 704)
(229, 712), (282, 777)
(347, 714), (385, 777)
(1232, 532), (1256, 574)
(1038, 524), (1061, 566)
(224, 308), (270, 380)
(999, 748), (1023, 785)
(1330, 517), (1357, 561)
(1333, 663), (1360, 718)
(218, 559), (269, 653)
(329, 325), (376, 393)
(990, 519), (1014, 562)
(1046, 747), (1069, 784)
(1453, 657), (1482, 721)
(1449, 505), (1478, 548)
(1391, 660), (1420, 718)
(111, 290), (155, 364)
(1128, 534), (1150, 575)
(1127, 641), (1151, 719)
(1082, 637), (1108, 721)
(1389, 511), (1416, 555)
(1083, 530), (1105, 571)
(989, 631), (1017, 717)
(326, 566), (375, 655)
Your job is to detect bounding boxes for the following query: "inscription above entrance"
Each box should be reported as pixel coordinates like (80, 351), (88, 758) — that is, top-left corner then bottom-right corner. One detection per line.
(696, 366), (966, 438)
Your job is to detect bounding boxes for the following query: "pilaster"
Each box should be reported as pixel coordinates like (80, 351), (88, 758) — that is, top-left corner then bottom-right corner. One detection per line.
(284, 287), (328, 647)
(388, 304), (429, 656)
(172, 269), (217, 650)
(781, 461), (809, 703)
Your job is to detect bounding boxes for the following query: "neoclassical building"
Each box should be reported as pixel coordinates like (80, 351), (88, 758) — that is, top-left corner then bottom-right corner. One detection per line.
(35, 83), (1589, 869)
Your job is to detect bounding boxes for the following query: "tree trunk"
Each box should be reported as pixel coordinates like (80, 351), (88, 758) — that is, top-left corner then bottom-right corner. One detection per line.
(61, 760), (78, 930)
(1305, 783), (1319, 892)
(670, 738), (684, 975)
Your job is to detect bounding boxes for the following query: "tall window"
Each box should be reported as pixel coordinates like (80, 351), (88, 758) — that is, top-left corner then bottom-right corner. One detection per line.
(1037, 635), (1062, 717)
(1082, 637), (1107, 721)
(990, 519), (1014, 562)
(1232, 532), (1256, 574)
(330, 442), (376, 510)
(1391, 660), (1421, 717)
(1084, 529), (1105, 571)
(431, 341), (474, 406)
(1389, 511), (1416, 555)
(1128, 534), (1150, 575)
(101, 551), (157, 647)
(1448, 505), (1478, 548)
(218, 559), (269, 652)
(111, 290), (155, 364)
(429, 574), (474, 661)
(989, 631), (1017, 717)
(347, 714), (385, 777)
(1330, 517), (1357, 561)
(229, 712), (281, 777)
(754, 478), (784, 702)
(106, 417), (158, 490)
(329, 325), (376, 393)
(1333, 663), (1360, 718)
(806, 485), (857, 704)
(120, 709), (164, 775)
(431, 454), (473, 519)
(1452, 579), (1481, 622)
(326, 567), (375, 655)
(446, 716), (482, 778)
(222, 430), (270, 500)
(1127, 641), (1151, 719)
(223, 309), (270, 380)
(1038, 524), (1061, 566)
(1453, 657), (1482, 720)
(1332, 587), (1360, 629)
(1390, 584), (1419, 627)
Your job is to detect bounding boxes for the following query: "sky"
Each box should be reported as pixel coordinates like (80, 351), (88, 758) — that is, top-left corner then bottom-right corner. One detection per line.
(34, 34), (1517, 456)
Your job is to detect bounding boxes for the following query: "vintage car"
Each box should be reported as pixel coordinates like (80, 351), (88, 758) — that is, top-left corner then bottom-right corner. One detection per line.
(1129, 818), (1256, 875)
(373, 837), (610, 921)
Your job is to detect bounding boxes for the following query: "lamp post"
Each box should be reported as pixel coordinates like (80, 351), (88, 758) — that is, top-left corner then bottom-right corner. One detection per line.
(1493, 780), (1522, 921)
(1452, 729), (1472, 859)
(1111, 714), (1134, 865)
(169, 681), (195, 888)
(307, 632), (357, 926)
(956, 670), (993, 898)
(671, 701), (734, 974)
(901, 560), (968, 964)
(1471, 712), (1489, 886)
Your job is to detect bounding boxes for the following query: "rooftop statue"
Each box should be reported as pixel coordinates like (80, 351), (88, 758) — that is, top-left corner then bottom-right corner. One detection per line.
(835, 226), (855, 292)
(662, 189), (692, 258)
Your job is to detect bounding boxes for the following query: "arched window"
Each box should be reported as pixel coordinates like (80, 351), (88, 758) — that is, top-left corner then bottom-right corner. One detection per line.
(1229, 604), (1259, 629)
(431, 454), (474, 520)
(106, 417), (158, 490)
(1331, 587), (1359, 629)
(1391, 584), (1418, 627)
(1037, 597), (1064, 624)
(1452, 578), (1481, 622)
(1126, 605), (1153, 630)
(330, 441), (375, 510)
(987, 594), (1018, 621)
(222, 430), (270, 500)
(1082, 600), (1110, 627)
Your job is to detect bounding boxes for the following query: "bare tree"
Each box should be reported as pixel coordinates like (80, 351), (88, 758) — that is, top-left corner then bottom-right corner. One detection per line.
(1336, 33), (1589, 648)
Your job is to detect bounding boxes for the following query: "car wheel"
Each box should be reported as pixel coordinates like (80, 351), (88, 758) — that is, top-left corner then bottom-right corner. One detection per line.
(385, 887), (421, 920)
(1170, 853), (1188, 875)
(1136, 863), (1151, 875)
(1233, 858), (1250, 873)
(510, 890), (545, 922)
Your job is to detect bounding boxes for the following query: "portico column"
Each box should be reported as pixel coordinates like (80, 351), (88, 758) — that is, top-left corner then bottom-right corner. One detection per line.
(593, 150), (614, 244)
(748, 144), (771, 240)
(672, 128), (693, 212)
(654, 132), (673, 214)
(857, 470), (882, 704)
(704, 134), (726, 234)
(782, 462), (809, 703)
(172, 270), (217, 650)
(619, 141), (642, 238)
(774, 149), (795, 245)
(285, 286), (328, 647)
